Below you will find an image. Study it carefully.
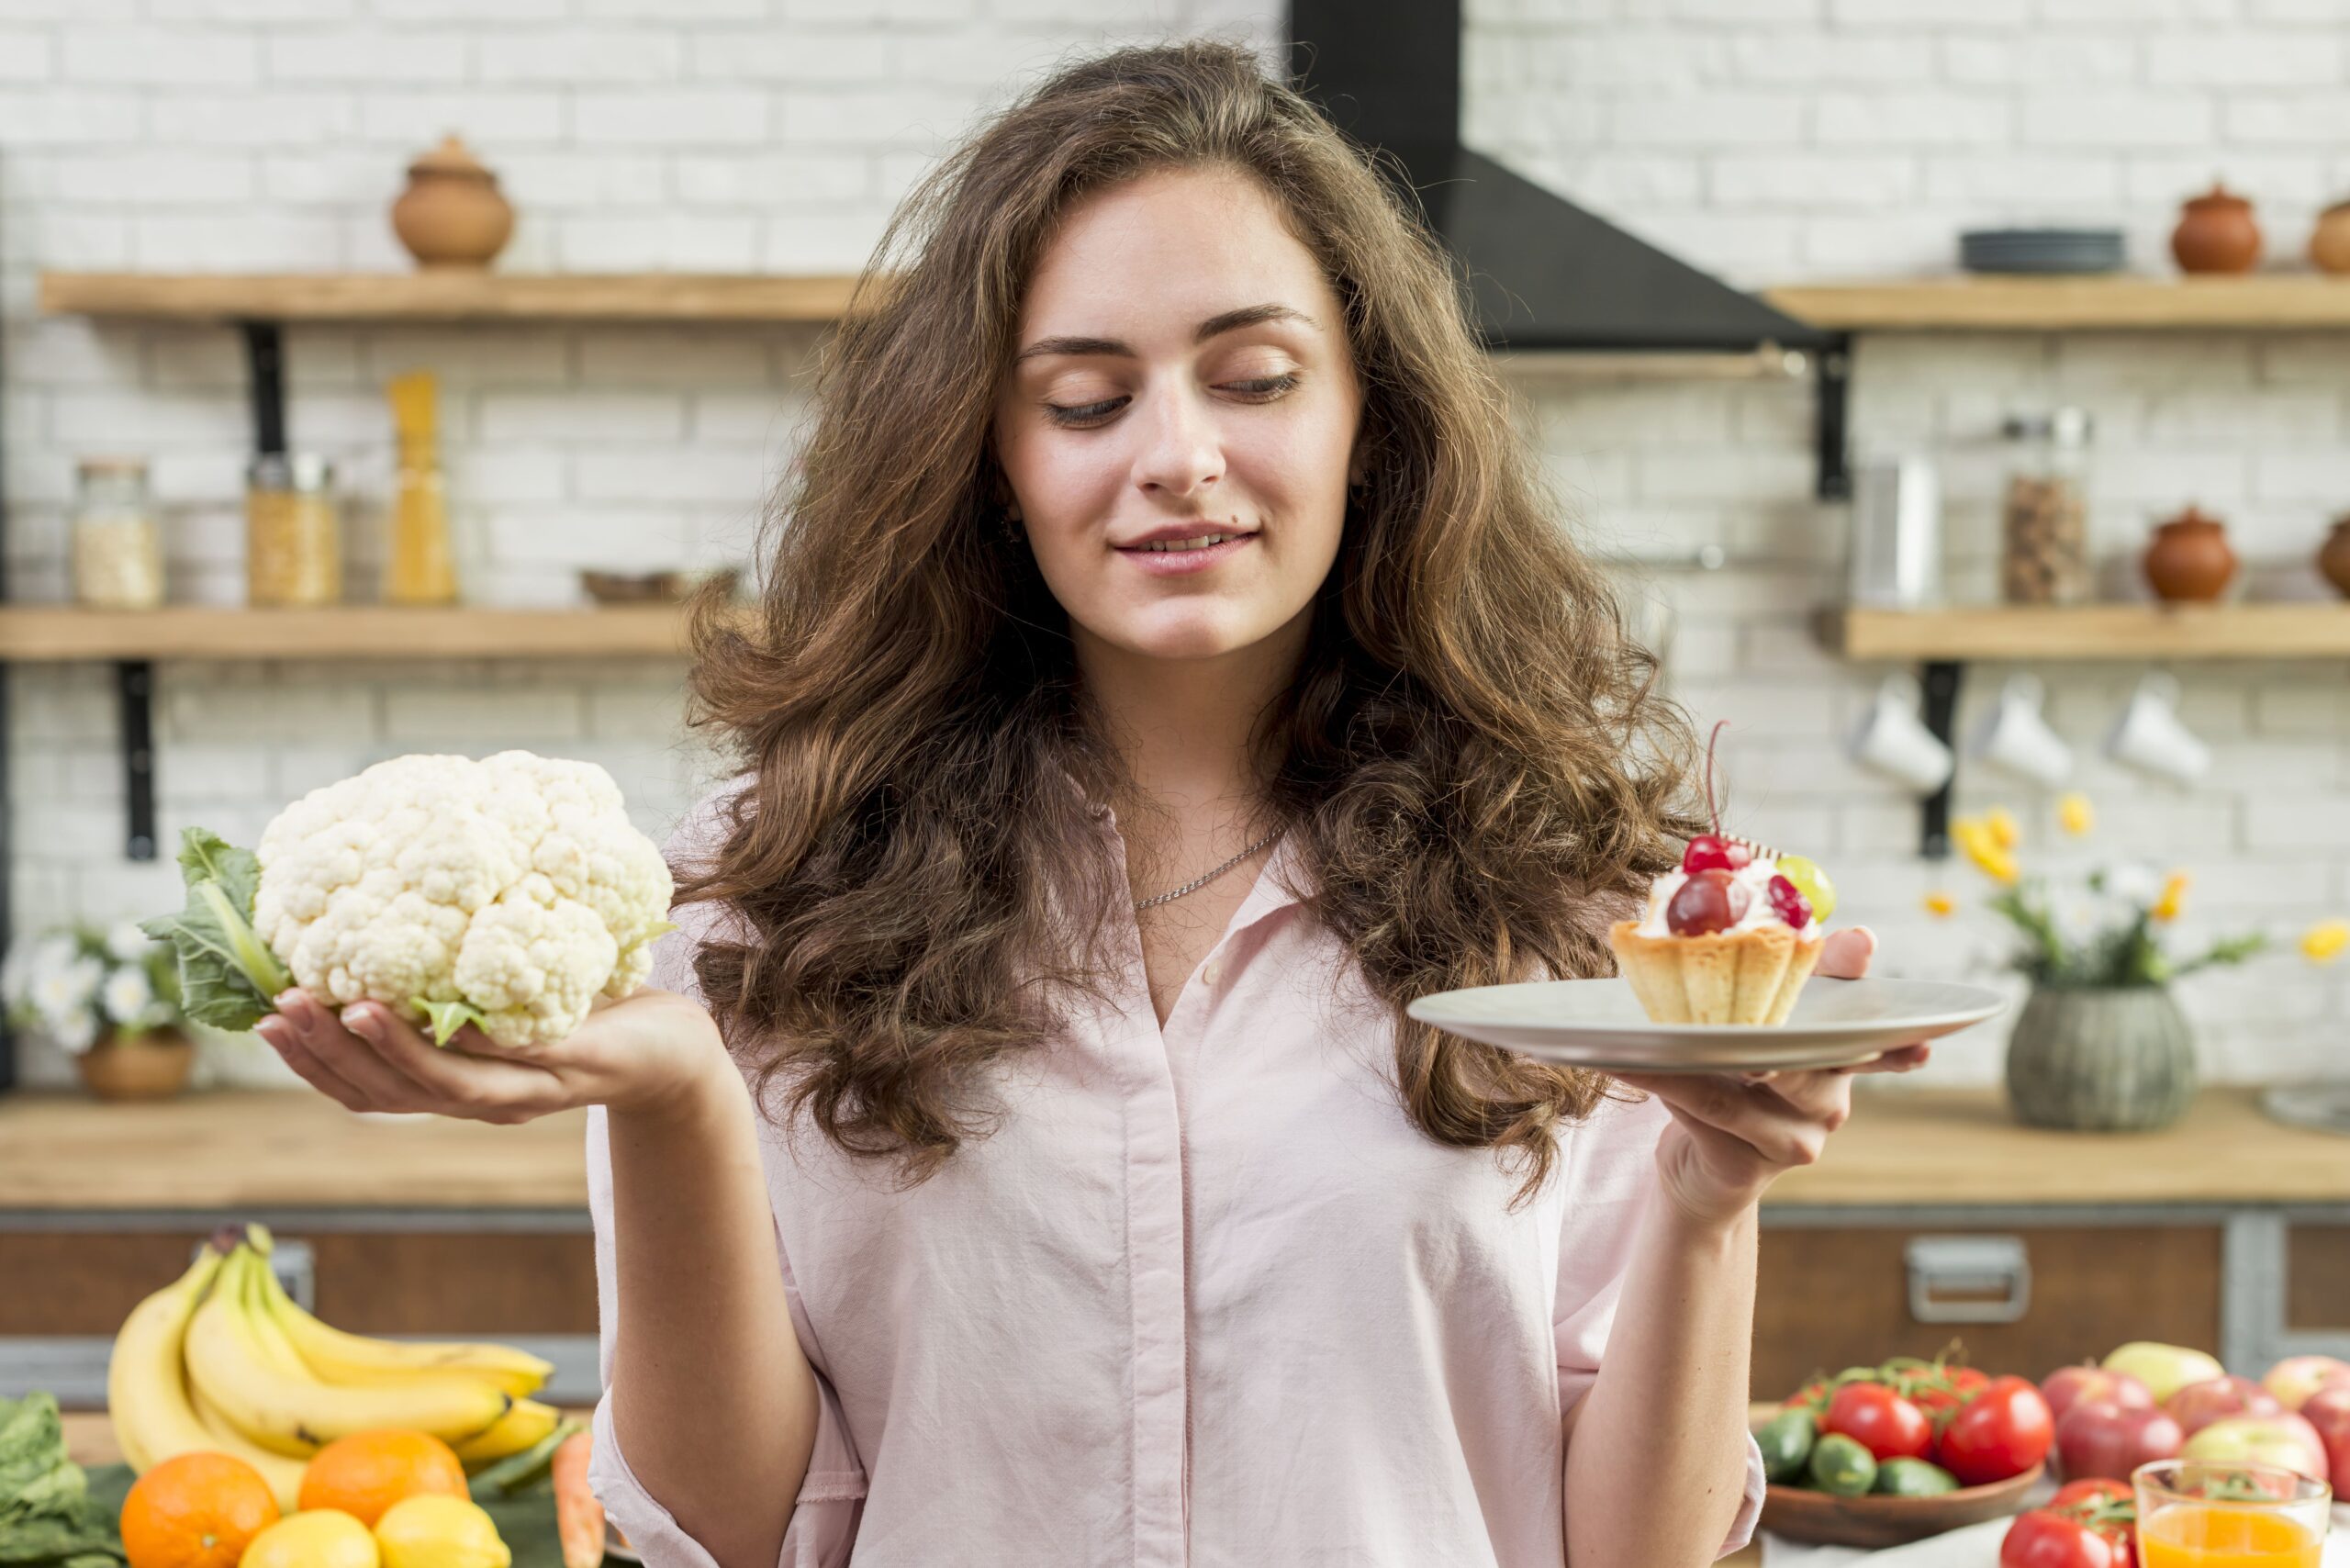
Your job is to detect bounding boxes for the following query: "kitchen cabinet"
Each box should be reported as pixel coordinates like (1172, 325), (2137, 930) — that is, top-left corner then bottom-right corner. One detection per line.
(1751, 1084), (2350, 1399)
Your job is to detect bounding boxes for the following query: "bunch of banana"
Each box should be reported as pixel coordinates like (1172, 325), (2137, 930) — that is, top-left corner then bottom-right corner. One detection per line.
(107, 1224), (563, 1507)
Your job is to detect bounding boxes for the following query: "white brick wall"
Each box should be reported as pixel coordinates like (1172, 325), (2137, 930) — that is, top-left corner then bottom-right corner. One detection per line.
(4, 0), (2347, 1090)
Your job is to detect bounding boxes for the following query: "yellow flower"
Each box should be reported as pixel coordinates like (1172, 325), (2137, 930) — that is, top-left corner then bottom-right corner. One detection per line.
(2303, 919), (2349, 964)
(1951, 817), (2020, 885)
(1924, 890), (1956, 917)
(2058, 792), (2095, 836)
(1986, 806), (2020, 850)
(2151, 872), (2189, 923)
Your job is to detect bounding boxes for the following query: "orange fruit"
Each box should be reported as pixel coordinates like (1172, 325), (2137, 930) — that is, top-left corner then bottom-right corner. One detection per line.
(120, 1450), (281, 1568)
(296, 1430), (467, 1529)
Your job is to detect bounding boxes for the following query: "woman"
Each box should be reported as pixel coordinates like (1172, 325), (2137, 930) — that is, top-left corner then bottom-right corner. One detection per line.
(256, 39), (1927, 1568)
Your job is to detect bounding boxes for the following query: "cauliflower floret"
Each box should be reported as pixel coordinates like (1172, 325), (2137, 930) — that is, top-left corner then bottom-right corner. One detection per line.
(235, 751), (676, 1050)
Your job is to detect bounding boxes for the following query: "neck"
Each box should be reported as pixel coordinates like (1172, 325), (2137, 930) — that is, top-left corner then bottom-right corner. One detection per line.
(1074, 605), (1309, 834)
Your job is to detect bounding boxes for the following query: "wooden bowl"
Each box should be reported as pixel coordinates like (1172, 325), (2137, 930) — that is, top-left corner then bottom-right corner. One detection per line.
(1759, 1462), (2044, 1549)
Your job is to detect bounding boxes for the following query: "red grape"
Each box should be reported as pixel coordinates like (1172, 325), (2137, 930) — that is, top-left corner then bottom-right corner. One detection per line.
(1767, 873), (1813, 931)
(1666, 868), (1749, 935)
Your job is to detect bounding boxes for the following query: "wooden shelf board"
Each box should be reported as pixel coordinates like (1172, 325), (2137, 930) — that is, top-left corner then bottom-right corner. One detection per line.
(0, 605), (738, 661)
(1763, 274), (2350, 332)
(39, 271), (870, 324)
(1818, 602), (2350, 661)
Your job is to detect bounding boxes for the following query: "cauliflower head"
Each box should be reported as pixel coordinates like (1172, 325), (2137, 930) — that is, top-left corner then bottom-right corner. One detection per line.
(147, 751), (675, 1051)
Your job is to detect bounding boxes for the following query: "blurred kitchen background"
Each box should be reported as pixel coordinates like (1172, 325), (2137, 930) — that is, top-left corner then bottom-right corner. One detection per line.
(4, 1), (2348, 1097)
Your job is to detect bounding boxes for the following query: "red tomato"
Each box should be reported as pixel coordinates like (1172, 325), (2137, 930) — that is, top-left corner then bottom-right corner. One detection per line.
(1914, 1365), (1992, 1425)
(1825, 1382), (1933, 1462)
(2051, 1478), (2132, 1510)
(1942, 1375), (2056, 1484)
(2001, 1511), (2124, 1568)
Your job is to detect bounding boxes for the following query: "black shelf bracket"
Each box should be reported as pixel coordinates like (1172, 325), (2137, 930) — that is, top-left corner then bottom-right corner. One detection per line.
(118, 661), (158, 861)
(243, 319), (286, 457)
(1814, 333), (1852, 501)
(1919, 659), (1964, 859)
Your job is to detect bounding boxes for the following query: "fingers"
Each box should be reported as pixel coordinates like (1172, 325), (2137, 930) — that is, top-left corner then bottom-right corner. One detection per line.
(263, 991), (421, 1111)
(1611, 1070), (1834, 1169)
(1815, 925), (1877, 980)
(1853, 1042), (1932, 1075)
(336, 1001), (562, 1123)
(255, 1010), (374, 1112)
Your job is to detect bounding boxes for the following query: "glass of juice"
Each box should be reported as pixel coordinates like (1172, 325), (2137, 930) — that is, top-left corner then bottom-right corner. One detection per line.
(2134, 1459), (2329, 1568)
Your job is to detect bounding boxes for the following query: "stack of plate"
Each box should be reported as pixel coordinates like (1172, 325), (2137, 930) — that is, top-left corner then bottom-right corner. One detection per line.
(1959, 228), (2128, 274)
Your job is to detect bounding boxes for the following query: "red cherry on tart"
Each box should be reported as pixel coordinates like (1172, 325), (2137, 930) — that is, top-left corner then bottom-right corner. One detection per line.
(1680, 834), (1749, 873)
(1665, 868), (1750, 935)
(1766, 873), (1813, 931)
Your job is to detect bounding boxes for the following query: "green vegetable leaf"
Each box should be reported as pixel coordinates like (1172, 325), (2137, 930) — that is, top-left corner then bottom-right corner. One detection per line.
(418, 998), (491, 1047)
(139, 828), (290, 1033)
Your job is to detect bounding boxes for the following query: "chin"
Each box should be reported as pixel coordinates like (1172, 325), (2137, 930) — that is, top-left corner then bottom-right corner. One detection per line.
(1100, 602), (1270, 659)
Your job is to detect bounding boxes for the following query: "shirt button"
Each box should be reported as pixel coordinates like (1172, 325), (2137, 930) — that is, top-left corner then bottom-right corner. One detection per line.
(1201, 959), (1223, 988)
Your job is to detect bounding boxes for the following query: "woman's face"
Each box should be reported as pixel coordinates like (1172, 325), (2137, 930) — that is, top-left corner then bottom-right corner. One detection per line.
(991, 166), (1363, 666)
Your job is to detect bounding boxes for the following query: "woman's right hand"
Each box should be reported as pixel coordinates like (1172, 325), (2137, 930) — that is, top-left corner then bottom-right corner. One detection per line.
(254, 986), (729, 1125)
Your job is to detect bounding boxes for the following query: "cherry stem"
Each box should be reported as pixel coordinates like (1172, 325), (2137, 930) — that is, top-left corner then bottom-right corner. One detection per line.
(1703, 720), (1727, 838)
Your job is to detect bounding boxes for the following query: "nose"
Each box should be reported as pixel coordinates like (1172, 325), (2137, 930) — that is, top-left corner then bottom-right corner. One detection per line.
(1130, 380), (1224, 502)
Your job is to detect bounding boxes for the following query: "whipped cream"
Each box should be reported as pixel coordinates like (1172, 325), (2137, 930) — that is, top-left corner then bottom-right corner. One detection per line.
(1636, 854), (1803, 938)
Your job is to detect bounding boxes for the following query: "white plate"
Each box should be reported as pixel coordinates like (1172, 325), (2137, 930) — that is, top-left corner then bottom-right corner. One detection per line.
(1404, 976), (2009, 1074)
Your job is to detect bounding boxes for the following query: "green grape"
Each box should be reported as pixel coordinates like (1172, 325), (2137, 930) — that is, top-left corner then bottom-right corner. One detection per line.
(1777, 853), (1837, 923)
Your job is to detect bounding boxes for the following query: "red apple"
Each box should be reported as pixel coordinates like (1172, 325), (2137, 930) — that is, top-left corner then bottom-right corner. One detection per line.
(2180, 1412), (2331, 1483)
(2301, 1383), (2350, 1495)
(2042, 1363), (2155, 1425)
(2165, 1374), (2285, 1438)
(2054, 1397), (2185, 1482)
(2262, 1354), (2350, 1412)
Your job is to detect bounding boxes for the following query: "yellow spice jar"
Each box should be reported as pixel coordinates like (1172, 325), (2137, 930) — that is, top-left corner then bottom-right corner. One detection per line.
(246, 453), (341, 607)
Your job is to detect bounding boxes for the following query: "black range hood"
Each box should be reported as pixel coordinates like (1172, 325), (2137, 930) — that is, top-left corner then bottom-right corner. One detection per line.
(1286, 0), (1831, 356)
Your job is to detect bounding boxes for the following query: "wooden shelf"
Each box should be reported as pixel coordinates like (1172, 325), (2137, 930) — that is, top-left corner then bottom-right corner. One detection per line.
(1763, 274), (2350, 332)
(39, 271), (869, 324)
(0, 605), (747, 661)
(1819, 602), (2350, 662)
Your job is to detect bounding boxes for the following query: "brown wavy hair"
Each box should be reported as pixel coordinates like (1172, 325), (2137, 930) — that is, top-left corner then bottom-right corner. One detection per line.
(675, 37), (1705, 1204)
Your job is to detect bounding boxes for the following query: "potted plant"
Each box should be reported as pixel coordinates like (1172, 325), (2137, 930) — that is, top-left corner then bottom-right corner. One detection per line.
(1936, 799), (2315, 1132)
(1, 921), (192, 1100)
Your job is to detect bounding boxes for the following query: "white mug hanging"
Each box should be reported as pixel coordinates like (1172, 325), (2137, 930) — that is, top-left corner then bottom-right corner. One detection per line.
(1850, 671), (1956, 795)
(1971, 673), (2073, 788)
(2107, 671), (2210, 784)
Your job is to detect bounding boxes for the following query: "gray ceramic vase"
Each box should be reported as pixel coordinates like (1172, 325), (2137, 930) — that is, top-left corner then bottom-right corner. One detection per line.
(2004, 984), (2198, 1132)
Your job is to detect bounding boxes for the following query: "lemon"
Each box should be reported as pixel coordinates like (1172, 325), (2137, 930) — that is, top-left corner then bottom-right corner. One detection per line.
(374, 1495), (512, 1568)
(240, 1508), (380, 1568)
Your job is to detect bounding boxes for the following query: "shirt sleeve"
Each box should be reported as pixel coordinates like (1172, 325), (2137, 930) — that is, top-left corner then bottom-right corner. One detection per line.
(1553, 1091), (1768, 1562)
(582, 782), (869, 1567)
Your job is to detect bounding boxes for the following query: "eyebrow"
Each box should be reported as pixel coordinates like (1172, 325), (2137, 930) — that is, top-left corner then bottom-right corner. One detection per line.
(1013, 303), (1317, 364)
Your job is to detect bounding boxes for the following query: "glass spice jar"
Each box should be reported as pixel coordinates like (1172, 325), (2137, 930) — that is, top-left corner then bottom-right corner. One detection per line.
(1999, 408), (2094, 605)
(72, 457), (165, 610)
(245, 453), (341, 607)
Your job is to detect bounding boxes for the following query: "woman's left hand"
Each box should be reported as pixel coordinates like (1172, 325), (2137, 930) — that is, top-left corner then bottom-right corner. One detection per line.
(1611, 926), (1931, 1231)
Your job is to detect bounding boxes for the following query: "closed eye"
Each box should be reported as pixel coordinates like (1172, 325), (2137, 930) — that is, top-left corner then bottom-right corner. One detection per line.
(1044, 374), (1301, 430)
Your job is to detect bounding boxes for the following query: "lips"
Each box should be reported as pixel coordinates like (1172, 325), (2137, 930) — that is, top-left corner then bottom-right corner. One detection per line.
(1113, 519), (1258, 550)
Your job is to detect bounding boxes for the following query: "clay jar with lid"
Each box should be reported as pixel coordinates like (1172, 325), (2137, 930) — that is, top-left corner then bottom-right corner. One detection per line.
(2311, 200), (2350, 276)
(391, 134), (514, 269)
(2143, 504), (2238, 602)
(2172, 183), (2261, 274)
(2319, 514), (2350, 599)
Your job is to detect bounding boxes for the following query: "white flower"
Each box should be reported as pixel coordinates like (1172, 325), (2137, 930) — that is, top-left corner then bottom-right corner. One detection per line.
(2102, 861), (2162, 910)
(105, 921), (153, 963)
(2053, 891), (2106, 946)
(101, 967), (154, 1029)
(47, 1008), (99, 1056)
(32, 958), (103, 1020)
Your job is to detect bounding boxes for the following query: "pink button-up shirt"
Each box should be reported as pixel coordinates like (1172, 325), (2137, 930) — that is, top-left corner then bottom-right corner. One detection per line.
(586, 782), (1767, 1567)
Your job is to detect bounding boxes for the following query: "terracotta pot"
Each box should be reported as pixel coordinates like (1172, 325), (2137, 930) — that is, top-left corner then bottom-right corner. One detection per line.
(2171, 183), (2262, 274)
(2319, 515), (2350, 599)
(75, 1029), (196, 1102)
(2006, 984), (2196, 1132)
(2143, 504), (2239, 602)
(390, 135), (514, 270)
(2311, 200), (2350, 276)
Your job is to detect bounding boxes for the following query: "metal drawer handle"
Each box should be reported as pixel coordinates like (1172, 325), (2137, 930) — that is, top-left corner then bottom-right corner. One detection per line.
(1906, 1235), (2031, 1325)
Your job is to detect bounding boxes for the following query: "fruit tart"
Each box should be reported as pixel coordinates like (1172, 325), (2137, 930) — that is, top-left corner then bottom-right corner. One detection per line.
(1608, 727), (1839, 1025)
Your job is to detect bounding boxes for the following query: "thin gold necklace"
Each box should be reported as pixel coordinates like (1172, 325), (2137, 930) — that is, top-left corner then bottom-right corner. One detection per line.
(1133, 825), (1284, 910)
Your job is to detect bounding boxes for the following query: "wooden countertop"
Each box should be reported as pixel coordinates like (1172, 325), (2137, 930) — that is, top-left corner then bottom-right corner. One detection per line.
(0, 1091), (589, 1211)
(0, 1084), (2343, 1212)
